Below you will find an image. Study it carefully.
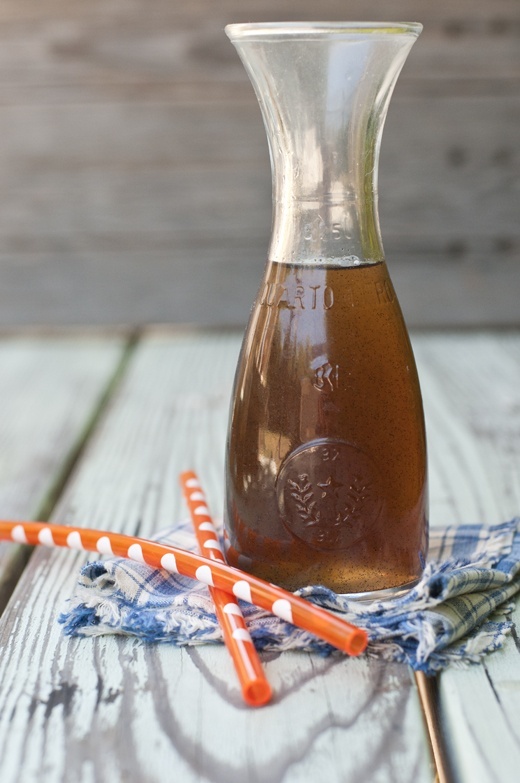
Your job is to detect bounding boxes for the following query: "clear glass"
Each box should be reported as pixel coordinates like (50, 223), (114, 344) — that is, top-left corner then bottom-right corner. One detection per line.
(224, 22), (428, 598)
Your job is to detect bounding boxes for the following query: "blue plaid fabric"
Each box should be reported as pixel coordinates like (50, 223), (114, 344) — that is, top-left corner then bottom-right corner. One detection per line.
(60, 518), (520, 674)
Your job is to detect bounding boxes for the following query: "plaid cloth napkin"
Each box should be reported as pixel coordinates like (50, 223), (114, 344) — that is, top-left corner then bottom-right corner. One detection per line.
(59, 518), (520, 674)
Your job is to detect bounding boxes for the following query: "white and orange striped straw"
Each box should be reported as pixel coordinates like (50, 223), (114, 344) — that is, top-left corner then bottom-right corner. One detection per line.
(0, 520), (368, 657)
(180, 470), (272, 707)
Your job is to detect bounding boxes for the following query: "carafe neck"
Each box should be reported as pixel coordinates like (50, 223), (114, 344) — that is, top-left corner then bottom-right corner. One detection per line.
(226, 23), (421, 266)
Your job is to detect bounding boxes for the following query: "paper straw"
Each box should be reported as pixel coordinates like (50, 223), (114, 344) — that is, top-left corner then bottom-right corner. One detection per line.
(0, 520), (368, 656)
(180, 471), (272, 707)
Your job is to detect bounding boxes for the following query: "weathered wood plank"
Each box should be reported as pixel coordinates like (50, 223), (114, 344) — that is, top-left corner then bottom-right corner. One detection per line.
(1, 330), (519, 781)
(0, 0), (517, 103)
(0, 335), (127, 612)
(416, 333), (520, 525)
(0, 0), (517, 326)
(0, 92), (517, 328)
(1, 97), (517, 239)
(414, 333), (520, 782)
(0, 332), (433, 783)
(0, 246), (518, 329)
(1, 0), (517, 22)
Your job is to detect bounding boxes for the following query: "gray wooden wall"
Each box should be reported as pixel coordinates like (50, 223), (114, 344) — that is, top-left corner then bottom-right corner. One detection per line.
(0, 0), (518, 327)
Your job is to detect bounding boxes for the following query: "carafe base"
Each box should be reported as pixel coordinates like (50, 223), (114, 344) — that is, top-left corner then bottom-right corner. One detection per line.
(335, 577), (421, 603)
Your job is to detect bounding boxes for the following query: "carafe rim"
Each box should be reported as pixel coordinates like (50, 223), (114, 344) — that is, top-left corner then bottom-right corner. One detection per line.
(225, 21), (423, 41)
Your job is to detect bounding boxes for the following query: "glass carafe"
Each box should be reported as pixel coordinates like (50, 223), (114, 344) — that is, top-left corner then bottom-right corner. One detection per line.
(224, 22), (428, 598)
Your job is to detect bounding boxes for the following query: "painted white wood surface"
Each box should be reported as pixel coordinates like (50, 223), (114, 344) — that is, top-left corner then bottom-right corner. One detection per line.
(0, 335), (125, 610)
(0, 332), (433, 783)
(0, 330), (519, 782)
(414, 334), (520, 782)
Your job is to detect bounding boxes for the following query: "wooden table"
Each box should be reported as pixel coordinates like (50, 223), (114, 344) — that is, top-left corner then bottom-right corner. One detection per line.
(0, 328), (518, 783)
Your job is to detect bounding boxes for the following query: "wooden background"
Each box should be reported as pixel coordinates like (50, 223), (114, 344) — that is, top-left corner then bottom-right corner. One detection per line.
(0, 0), (518, 327)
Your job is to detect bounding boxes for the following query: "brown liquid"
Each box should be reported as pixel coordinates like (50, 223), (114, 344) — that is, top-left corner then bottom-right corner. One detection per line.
(224, 260), (428, 593)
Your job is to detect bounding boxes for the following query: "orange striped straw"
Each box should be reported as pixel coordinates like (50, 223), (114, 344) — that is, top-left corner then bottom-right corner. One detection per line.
(0, 520), (368, 657)
(180, 470), (272, 707)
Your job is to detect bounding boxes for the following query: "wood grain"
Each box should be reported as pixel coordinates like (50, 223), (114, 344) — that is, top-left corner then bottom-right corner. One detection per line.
(0, 0), (518, 326)
(0, 330), (519, 780)
(0, 332), (433, 783)
(416, 333), (520, 525)
(413, 333), (520, 782)
(0, 335), (126, 612)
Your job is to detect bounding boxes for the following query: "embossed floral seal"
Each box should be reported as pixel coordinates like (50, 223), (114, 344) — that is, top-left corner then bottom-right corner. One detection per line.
(276, 439), (384, 550)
